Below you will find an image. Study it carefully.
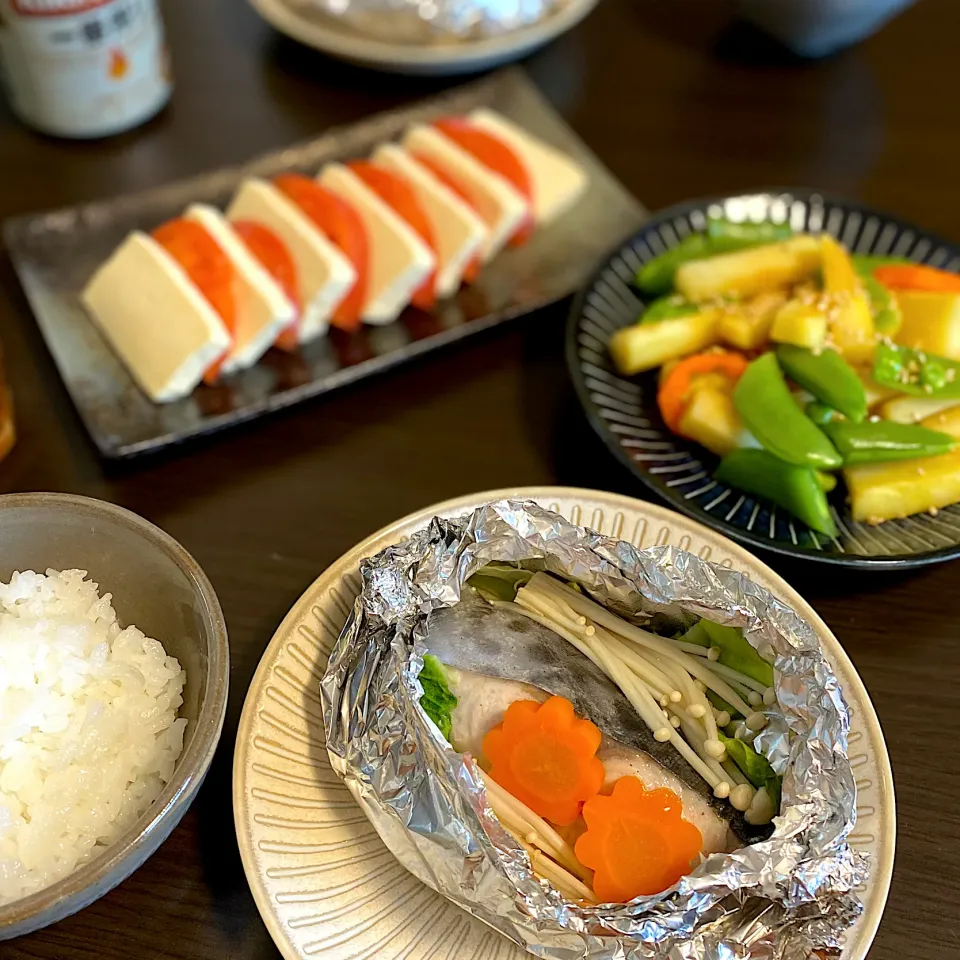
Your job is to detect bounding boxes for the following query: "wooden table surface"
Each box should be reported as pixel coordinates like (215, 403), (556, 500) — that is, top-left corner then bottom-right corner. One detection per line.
(1, 0), (957, 957)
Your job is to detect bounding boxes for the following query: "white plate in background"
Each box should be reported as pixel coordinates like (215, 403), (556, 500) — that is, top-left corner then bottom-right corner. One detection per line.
(247, 0), (598, 75)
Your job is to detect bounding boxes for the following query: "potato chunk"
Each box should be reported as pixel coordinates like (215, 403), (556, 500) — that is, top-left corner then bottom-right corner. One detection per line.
(846, 449), (960, 523)
(609, 311), (718, 376)
(675, 237), (820, 301)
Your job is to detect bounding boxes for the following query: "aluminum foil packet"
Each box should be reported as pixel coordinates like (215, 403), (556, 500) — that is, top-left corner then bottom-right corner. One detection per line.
(321, 500), (868, 960)
(289, 0), (573, 44)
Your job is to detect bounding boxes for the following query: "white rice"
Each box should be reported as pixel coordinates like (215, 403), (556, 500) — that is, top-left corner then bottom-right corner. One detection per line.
(0, 569), (187, 905)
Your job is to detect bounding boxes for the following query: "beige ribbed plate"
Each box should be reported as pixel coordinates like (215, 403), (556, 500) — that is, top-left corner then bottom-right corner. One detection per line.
(234, 488), (894, 960)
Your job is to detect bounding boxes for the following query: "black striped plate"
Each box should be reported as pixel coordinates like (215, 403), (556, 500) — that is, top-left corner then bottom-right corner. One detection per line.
(566, 190), (960, 568)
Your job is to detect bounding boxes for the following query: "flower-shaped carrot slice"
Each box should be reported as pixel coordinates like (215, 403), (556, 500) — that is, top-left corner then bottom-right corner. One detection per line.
(482, 697), (604, 826)
(574, 776), (703, 902)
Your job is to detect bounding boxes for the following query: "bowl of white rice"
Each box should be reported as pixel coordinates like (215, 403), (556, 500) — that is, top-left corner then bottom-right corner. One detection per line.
(0, 493), (228, 940)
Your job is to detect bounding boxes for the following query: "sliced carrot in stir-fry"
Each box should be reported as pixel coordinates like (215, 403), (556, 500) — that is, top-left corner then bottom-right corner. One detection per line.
(232, 220), (301, 351)
(657, 350), (748, 434)
(574, 776), (703, 902)
(433, 117), (534, 247)
(273, 174), (368, 331)
(482, 697), (604, 826)
(152, 218), (234, 384)
(873, 263), (960, 293)
(348, 161), (438, 310)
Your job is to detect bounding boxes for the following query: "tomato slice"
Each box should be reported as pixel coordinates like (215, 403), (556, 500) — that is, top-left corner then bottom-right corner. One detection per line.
(273, 174), (368, 332)
(152, 218), (234, 384)
(409, 151), (484, 286)
(433, 116), (534, 246)
(348, 161), (437, 310)
(233, 220), (301, 351)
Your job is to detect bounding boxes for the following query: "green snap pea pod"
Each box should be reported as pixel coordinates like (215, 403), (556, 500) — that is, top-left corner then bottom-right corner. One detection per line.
(821, 419), (956, 465)
(715, 449), (836, 537)
(852, 256), (907, 334)
(733, 353), (843, 470)
(874, 341), (960, 398)
(851, 254), (911, 274)
(860, 273), (901, 335)
(635, 219), (793, 295)
(806, 402), (837, 426)
(641, 295), (699, 323)
(705, 217), (794, 245)
(776, 344), (867, 422)
(817, 471), (838, 492)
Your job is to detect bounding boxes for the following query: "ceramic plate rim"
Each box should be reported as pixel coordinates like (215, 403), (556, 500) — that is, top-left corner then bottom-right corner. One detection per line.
(566, 188), (960, 570)
(246, 0), (599, 74)
(234, 485), (895, 960)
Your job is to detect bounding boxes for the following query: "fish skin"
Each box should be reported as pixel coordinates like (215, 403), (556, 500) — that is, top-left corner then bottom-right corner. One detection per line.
(423, 590), (771, 844)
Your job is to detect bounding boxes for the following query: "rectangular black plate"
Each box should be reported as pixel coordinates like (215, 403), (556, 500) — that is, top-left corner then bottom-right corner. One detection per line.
(3, 68), (645, 458)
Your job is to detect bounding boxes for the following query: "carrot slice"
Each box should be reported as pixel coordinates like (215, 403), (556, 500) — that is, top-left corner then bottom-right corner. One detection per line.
(348, 161), (437, 310)
(233, 220), (301, 351)
(152, 218), (234, 384)
(410, 150), (484, 284)
(574, 776), (703, 901)
(273, 174), (368, 331)
(657, 350), (749, 434)
(873, 263), (960, 293)
(482, 697), (604, 826)
(433, 116), (534, 246)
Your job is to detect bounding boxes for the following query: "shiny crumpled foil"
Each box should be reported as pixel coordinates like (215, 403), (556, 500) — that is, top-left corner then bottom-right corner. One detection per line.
(290, 0), (572, 44)
(321, 500), (868, 960)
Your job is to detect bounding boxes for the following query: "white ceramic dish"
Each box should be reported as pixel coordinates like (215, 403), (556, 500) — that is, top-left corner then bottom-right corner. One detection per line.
(246, 0), (599, 75)
(234, 487), (894, 960)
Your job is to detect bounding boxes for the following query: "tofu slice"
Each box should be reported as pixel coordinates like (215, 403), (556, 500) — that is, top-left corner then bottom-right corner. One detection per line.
(226, 178), (355, 343)
(467, 108), (588, 226)
(372, 144), (487, 299)
(185, 204), (296, 372)
(318, 163), (435, 325)
(402, 124), (527, 263)
(81, 231), (230, 403)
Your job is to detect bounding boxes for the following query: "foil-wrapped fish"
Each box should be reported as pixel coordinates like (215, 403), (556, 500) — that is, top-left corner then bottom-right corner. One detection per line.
(321, 500), (868, 960)
(424, 591), (770, 845)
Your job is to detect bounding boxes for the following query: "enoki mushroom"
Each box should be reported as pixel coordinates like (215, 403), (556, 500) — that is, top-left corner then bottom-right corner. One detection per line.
(502, 573), (778, 813)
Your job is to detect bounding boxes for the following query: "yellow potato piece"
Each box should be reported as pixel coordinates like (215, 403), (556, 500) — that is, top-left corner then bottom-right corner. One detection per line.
(921, 405), (960, 440)
(717, 289), (787, 350)
(846, 449), (960, 523)
(831, 294), (876, 364)
(678, 387), (745, 457)
(894, 291), (960, 360)
(608, 311), (718, 376)
(770, 300), (828, 350)
(820, 234), (859, 291)
(881, 395), (960, 424)
(820, 235), (876, 364)
(674, 236), (820, 301)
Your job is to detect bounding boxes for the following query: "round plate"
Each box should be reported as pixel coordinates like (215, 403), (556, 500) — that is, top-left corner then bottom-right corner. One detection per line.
(246, 0), (598, 75)
(566, 190), (960, 568)
(234, 487), (894, 960)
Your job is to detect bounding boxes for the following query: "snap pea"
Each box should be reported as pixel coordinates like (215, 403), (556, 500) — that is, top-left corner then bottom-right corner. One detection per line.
(873, 341), (960, 399)
(851, 254), (911, 274)
(806, 402), (838, 426)
(822, 419), (956, 465)
(635, 219), (794, 295)
(641, 295), (699, 323)
(705, 217), (794, 245)
(776, 344), (867, 422)
(852, 256), (907, 334)
(733, 353), (842, 470)
(715, 449), (836, 537)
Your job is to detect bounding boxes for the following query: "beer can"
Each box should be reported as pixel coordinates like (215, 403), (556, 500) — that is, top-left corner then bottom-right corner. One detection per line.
(0, 0), (172, 139)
